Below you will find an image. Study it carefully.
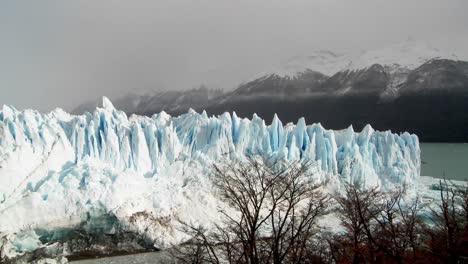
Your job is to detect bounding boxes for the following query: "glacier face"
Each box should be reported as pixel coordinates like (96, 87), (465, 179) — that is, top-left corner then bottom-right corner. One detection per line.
(0, 97), (420, 255)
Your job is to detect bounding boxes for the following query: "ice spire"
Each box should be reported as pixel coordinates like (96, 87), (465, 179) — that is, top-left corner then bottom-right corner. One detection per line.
(102, 96), (116, 111)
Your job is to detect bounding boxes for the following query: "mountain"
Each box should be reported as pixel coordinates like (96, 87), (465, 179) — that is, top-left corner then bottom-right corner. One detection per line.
(401, 59), (468, 95)
(247, 49), (351, 78)
(228, 40), (463, 98)
(136, 86), (223, 116)
(207, 58), (468, 142)
(74, 41), (468, 142)
(232, 70), (329, 97)
(74, 86), (223, 116)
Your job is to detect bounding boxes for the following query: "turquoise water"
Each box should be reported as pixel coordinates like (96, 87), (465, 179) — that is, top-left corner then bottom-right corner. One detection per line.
(420, 143), (468, 181)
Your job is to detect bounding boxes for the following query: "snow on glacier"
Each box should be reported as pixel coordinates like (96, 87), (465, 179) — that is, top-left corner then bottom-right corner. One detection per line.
(0, 97), (420, 255)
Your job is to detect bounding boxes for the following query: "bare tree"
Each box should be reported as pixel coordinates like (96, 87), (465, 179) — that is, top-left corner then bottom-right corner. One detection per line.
(332, 183), (382, 263)
(372, 188), (425, 263)
(170, 223), (220, 264)
(173, 157), (330, 264)
(267, 160), (330, 264)
(175, 159), (468, 264)
(423, 179), (468, 263)
(330, 183), (428, 263)
(211, 157), (283, 264)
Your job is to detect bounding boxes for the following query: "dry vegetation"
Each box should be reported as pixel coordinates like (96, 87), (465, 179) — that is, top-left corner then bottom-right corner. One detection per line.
(171, 158), (468, 264)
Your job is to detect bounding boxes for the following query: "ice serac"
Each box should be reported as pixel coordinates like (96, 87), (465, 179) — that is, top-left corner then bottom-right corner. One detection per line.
(0, 97), (420, 255)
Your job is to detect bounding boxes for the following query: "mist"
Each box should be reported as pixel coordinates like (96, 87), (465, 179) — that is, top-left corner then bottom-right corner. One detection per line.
(0, 0), (467, 111)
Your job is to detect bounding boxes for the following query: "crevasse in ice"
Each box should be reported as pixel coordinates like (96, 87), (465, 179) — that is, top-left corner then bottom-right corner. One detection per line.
(0, 97), (420, 255)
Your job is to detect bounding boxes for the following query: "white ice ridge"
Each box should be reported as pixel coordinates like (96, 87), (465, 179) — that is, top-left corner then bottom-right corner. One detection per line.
(0, 97), (420, 252)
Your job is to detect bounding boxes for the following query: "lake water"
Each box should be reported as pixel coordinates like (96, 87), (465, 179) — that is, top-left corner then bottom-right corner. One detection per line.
(420, 143), (468, 181)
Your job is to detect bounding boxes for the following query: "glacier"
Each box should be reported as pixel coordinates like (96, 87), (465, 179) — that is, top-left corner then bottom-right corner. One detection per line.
(0, 97), (420, 257)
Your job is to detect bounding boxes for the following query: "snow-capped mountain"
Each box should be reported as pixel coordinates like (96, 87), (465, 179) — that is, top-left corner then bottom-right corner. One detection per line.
(0, 98), (420, 258)
(252, 40), (461, 79)
(348, 40), (459, 71)
(204, 41), (468, 143)
(74, 40), (468, 142)
(247, 50), (352, 80)
(239, 40), (464, 96)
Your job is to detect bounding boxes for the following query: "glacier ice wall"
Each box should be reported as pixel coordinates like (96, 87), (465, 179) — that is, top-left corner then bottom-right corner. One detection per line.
(0, 97), (420, 254)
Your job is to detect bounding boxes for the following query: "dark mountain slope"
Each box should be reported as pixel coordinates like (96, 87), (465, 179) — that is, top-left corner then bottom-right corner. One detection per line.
(205, 93), (468, 142)
(401, 59), (468, 95)
(74, 59), (468, 142)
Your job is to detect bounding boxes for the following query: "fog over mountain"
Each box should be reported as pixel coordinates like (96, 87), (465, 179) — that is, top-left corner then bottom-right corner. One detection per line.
(1, 1), (468, 112)
(75, 40), (468, 142)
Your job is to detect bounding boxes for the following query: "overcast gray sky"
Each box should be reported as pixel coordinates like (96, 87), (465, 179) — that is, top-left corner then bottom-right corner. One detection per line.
(1, 0), (467, 111)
